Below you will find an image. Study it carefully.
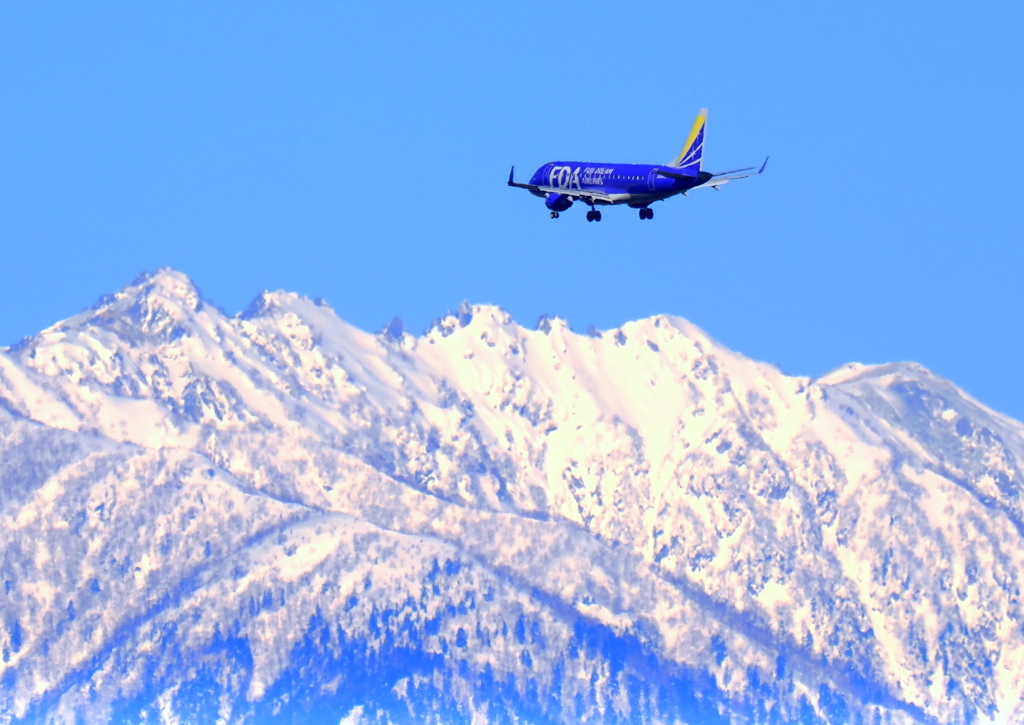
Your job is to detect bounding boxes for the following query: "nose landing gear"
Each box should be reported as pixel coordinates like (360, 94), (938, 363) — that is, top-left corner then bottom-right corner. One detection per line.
(550, 211), (560, 219)
(639, 208), (653, 220)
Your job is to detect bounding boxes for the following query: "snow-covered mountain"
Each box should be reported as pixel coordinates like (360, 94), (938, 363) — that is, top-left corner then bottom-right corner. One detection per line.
(2, 269), (1023, 724)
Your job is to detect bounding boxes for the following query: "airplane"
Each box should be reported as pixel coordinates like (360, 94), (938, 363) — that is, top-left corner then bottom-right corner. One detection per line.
(508, 109), (766, 221)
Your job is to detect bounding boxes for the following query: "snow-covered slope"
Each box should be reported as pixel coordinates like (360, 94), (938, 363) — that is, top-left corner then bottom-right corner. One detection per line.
(2, 269), (1023, 723)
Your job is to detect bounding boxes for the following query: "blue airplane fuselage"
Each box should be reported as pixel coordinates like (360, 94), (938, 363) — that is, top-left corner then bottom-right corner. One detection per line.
(527, 162), (713, 210)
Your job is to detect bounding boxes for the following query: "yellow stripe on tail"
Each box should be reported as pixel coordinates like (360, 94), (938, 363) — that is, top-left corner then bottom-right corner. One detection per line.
(670, 109), (708, 169)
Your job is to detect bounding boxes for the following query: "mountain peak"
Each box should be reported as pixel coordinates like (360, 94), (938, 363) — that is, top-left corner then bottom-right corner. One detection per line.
(239, 288), (338, 322)
(82, 268), (205, 338)
(425, 302), (514, 338)
(816, 361), (937, 388)
(120, 267), (201, 306)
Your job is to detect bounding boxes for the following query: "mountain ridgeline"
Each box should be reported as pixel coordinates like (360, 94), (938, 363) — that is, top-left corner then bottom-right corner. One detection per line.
(1, 270), (1023, 724)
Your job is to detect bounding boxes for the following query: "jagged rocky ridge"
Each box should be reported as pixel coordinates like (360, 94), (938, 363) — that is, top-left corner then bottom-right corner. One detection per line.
(1, 269), (1024, 723)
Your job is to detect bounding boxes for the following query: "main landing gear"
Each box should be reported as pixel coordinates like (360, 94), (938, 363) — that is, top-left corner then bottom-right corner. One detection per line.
(639, 208), (653, 220)
(586, 210), (602, 222)
(550, 211), (560, 219)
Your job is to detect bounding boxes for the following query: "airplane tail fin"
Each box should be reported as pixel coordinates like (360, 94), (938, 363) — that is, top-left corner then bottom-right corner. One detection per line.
(669, 108), (707, 174)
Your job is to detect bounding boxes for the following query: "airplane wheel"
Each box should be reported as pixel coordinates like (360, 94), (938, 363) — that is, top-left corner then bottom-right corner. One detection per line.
(550, 211), (559, 219)
(638, 209), (646, 220)
(645, 208), (653, 220)
(586, 211), (594, 222)
(594, 211), (602, 222)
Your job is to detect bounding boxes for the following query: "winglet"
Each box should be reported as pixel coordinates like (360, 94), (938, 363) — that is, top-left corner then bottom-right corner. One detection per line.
(758, 156), (769, 174)
(508, 166), (515, 185)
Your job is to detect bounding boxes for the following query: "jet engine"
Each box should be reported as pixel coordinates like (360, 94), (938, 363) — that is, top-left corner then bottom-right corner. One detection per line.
(544, 192), (574, 212)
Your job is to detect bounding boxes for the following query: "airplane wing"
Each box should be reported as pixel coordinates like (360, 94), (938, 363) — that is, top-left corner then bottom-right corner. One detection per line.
(507, 167), (540, 193)
(698, 156), (769, 189)
(533, 185), (619, 204)
(654, 159), (767, 192)
(507, 167), (619, 204)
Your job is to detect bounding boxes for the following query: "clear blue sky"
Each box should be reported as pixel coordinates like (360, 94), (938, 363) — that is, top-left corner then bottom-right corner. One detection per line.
(2, 3), (1023, 419)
